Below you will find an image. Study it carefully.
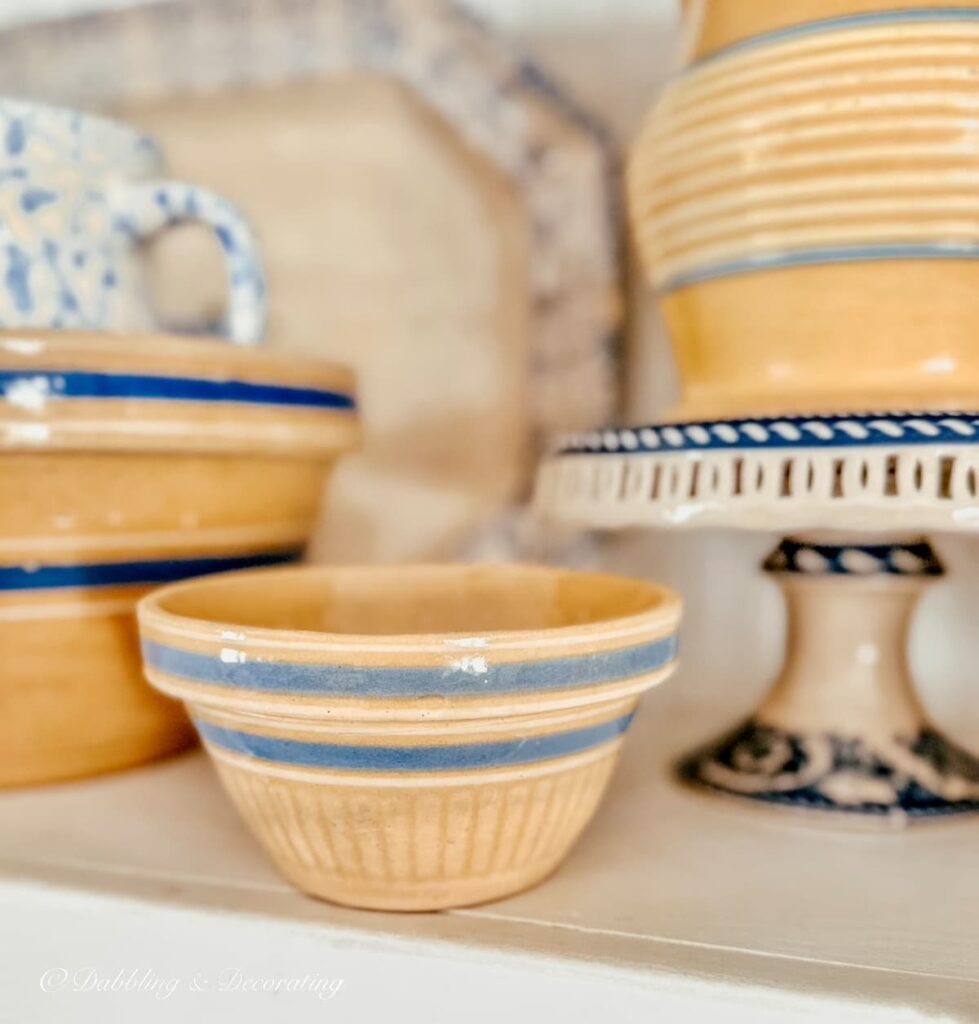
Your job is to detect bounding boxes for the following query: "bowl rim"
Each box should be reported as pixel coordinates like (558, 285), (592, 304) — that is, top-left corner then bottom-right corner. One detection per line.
(0, 329), (358, 456)
(0, 329), (356, 391)
(137, 562), (682, 658)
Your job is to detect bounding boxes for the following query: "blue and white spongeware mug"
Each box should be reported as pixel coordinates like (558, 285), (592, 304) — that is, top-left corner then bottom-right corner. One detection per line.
(0, 98), (266, 344)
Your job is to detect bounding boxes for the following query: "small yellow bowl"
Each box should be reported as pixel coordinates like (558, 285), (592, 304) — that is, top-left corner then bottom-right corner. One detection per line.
(138, 563), (681, 911)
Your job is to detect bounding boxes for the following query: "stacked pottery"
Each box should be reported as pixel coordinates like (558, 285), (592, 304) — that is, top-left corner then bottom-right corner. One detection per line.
(0, 99), (359, 785)
(1, 331), (357, 785)
(0, 97), (684, 911)
(633, 0), (979, 419)
(536, 0), (979, 823)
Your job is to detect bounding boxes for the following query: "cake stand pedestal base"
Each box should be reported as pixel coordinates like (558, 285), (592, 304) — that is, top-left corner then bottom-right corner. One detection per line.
(679, 536), (979, 823)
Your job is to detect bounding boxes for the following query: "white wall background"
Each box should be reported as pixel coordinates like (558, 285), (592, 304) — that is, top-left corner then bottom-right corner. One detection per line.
(0, 0), (975, 752)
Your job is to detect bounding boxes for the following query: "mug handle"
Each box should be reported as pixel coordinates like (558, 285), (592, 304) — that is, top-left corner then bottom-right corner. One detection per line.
(114, 180), (267, 345)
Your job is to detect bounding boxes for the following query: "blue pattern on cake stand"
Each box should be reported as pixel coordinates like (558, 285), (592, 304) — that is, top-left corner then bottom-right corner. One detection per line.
(679, 538), (979, 822)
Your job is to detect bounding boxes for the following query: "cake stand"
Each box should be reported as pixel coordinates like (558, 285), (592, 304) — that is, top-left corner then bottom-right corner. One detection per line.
(536, 409), (979, 822)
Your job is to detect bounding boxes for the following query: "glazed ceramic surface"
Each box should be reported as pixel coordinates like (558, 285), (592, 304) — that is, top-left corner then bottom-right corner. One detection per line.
(138, 563), (681, 910)
(536, 411), (979, 532)
(681, 0), (979, 62)
(0, 99), (265, 343)
(0, 0), (621, 563)
(0, 330), (357, 786)
(681, 537), (979, 821)
(632, 7), (979, 417)
(537, 411), (979, 823)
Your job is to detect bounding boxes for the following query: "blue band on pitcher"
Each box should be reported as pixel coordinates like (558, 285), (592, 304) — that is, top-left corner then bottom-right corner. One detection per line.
(662, 243), (979, 293)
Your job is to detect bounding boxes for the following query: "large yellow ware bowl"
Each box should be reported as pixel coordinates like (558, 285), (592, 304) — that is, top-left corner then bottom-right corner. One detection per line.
(0, 330), (358, 786)
(138, 563), (681, 911)
(634, 3), (979, 418)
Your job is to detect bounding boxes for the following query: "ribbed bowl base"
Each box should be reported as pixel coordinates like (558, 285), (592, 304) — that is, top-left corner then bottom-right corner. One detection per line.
(213, 749), (619, 911)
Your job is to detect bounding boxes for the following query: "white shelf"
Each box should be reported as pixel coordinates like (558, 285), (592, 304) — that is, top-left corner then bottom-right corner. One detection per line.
(3, 676), (977, 1022)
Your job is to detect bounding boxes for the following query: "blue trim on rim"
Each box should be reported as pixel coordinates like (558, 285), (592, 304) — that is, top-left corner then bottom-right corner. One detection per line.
(558, 412), (979, 456)
(0, 369), (356, 411)
(1, 547), (304, 592)
(142, 633), (678, 698)
(693, 7), (979, 67)
(195, 713), (635, 771)
(662, 243), (979, 293)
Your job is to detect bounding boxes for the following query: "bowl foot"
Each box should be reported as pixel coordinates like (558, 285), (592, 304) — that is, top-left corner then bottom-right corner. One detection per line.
(211, 744), (620, 911)
(280, 858), (567, 912)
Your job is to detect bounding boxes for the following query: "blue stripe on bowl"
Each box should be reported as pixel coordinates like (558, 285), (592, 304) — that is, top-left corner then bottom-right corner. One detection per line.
(195, 712), (635, 771)
(694, 7), (979, 67)
(142, 632), (678, 698)
(0, 369), (355, 411)
(0, 547), (304, 592)
(663, 243), (979, 293)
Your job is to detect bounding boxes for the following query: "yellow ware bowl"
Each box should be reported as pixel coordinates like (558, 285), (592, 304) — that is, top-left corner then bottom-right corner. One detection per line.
(681, 0), (979, 63)
(0, 330), (358, 787)
(138, 563), (681, 911)
(633, 6), (979, 418)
